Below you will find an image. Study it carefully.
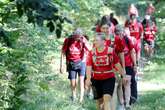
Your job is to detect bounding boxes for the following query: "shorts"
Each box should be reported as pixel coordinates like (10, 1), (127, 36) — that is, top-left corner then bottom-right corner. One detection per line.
(144, 40), (154, 48)
(125, 66), (135, 76)
(68, 62), (86, 80)
(91, 78), (116, 100)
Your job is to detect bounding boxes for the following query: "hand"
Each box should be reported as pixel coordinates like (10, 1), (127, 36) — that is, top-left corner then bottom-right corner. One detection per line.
(85, 79), (91, 88)
(133, 65), (137, 73)
(122, 75), (129, 85)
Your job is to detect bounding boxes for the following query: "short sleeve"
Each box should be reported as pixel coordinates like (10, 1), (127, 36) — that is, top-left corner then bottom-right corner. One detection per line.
(113, 51), (119, 65)
(86, 51), (93, 66)
(114, 36), (125, 53)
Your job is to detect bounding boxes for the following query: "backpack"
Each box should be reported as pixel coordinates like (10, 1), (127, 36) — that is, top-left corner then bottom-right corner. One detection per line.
(65, 35), (85, 70)
(65, 35), (85, 59)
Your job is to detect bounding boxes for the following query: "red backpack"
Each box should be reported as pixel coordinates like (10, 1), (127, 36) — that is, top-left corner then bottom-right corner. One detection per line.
(65, 35), (85, 60)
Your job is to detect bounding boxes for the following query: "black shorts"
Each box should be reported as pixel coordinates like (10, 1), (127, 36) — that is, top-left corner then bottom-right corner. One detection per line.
(91, 78), (116, 100)
(125, 66), (135, 76)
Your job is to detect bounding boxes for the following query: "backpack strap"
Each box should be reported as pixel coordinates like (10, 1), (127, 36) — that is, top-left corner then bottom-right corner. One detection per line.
(92, 48), (97, 63)
(66, 35), (85, 60)
(107, 47), (113, 64)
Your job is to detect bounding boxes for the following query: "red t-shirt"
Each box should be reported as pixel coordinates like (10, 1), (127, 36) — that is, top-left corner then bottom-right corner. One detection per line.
(125, 21), (143, 40)
(87, 46), (119, 80)
(123, 36), (134, 67)
(144, 24), (157, 42)
(62, 36), (89, 62)
(105, 35), (125, 53)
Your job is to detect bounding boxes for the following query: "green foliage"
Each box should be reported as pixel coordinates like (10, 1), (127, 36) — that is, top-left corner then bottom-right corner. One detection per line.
(0, 0), (165, 109)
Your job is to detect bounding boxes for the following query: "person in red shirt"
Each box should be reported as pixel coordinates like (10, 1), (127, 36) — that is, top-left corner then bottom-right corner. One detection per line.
(142, 15), (157, 57)
(125, 14), (143, 66)
(98, 17), (126, 109)
(122, 27), (137, 108)
(96, 15), (115, 36)
(61, 28), (91, 103)
(86, 33), (128, 110)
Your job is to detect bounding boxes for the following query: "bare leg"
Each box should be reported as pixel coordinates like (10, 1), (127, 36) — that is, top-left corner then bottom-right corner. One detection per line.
(124, 75), (131, 108)
(79, 75), (85, 103)
(110, 83), (118, 110)
(70, 79), (77, 100)
(103, 94), (111, 110)
(96, 98), (104, 110)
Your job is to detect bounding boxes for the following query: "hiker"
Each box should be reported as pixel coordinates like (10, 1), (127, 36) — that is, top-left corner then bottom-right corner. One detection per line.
(83, 35), (93, 99)
(142, 15), (157, 58)
(125, 13), (143, 68)
(146, 3), (155, 16)
(95, 15), (115, 36)
(109, 13), (119, 26)
(97, 17), (126, 110)
(61, 28), (91, 103)
(125, 13), (143, 104)
(123, 27), (137, 109)
(128, 4), (139, 17)
(86, 33), (128, 110)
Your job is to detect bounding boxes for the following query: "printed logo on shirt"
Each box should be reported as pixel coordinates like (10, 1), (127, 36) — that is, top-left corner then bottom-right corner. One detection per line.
(94, 55), (109, 66)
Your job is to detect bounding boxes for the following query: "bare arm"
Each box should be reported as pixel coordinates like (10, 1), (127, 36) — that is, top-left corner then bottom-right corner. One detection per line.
(86, 66), (92, 87)
(119, 52), (126, 74)
(114, 63), (125, 77)
(130, 48), (137, 72)
(115, 63), (128, 84)
(130, 48), (136, 66)
(86, 66), (92, 80)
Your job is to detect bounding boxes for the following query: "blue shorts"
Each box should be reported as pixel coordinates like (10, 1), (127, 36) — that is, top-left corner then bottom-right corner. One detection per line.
(68, 62), (86, 80)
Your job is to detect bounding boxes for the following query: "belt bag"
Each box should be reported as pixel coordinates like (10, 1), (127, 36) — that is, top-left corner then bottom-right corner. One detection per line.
(68, 60), (82, 70)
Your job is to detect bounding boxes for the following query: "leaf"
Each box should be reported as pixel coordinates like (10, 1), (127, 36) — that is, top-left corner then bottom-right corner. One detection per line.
(47, 21), (55, 32)
(39, 81), (49, 91)
(16, 2), (23, 17)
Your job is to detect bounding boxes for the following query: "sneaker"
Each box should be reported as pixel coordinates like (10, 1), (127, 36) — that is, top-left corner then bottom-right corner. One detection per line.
(70, 96), (77, 102)
(125, 105), (131, 110)
(130, 96), (137, 105)
(117, 104), (125, 110)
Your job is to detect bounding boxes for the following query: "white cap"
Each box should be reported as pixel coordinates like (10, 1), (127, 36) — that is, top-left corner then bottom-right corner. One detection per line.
(73, 28), (83, 35)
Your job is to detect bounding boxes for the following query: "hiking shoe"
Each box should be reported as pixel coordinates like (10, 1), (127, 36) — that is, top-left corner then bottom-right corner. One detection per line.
(130, 96), (137, 105)
(70, 96), (77, 102)
(125, 106), (131, 110)
(117, 104), (125, 110)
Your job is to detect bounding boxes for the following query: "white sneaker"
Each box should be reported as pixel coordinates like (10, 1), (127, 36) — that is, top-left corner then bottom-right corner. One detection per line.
(117, 104), (125, 110)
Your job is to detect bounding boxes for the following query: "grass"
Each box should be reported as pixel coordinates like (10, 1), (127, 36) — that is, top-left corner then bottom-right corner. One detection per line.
(142, 59), (165, 84)
(18, 50), (165, 110)
(132, 90), (165, 110)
